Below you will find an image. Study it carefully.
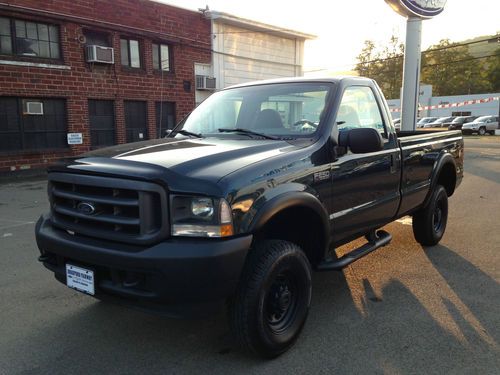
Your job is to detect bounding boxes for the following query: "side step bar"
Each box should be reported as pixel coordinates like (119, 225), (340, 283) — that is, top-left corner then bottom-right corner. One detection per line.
(317, 230), (392, 271)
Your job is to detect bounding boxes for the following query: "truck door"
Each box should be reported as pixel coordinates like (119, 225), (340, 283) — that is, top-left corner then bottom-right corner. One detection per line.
(330, 85), (401, 244)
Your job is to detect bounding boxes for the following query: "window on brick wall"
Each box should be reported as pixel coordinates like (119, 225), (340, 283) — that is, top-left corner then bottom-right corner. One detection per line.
(88, 100), (115, 148)
(0, 17), (13, 54)
(84, 30), (111, 47)
(0, 17), (60, 59)
(124, 101), (148, 142)
(152, 43), (171, 71)
(0, 97), (68, 152)
(156, 102), (175, 137)
(0, 98), (21, 151)
(120, 38), (141, 68)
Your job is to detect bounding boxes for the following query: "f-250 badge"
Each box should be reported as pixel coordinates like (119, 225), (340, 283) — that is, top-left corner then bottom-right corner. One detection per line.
(314, 170), (331, 182)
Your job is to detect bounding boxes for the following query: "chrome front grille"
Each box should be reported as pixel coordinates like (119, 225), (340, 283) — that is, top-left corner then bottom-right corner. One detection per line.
(48, 173), (168, 245)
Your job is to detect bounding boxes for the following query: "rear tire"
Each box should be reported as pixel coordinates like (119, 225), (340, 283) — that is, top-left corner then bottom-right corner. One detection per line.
(229, 240), (312, 358)
(412, 185), (448, 246)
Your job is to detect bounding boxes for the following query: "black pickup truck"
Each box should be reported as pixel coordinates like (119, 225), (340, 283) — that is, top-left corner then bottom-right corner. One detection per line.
(36, 77), (463, 358)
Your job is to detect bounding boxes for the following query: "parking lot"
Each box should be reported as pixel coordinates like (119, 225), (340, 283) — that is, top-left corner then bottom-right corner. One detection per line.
(1, 137), (499, 374)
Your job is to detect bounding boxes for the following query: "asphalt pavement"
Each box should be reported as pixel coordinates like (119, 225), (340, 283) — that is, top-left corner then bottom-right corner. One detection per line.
(0, 137), (499, 374)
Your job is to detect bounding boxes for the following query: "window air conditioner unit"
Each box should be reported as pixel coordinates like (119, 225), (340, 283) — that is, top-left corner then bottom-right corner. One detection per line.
(196, 75), (216, 90)
(86, 45), (114, 64)
(26, 101), (44, 115)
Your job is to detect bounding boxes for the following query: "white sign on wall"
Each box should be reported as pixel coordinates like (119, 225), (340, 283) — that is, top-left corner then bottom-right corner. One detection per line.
(67, 133), (83, 145)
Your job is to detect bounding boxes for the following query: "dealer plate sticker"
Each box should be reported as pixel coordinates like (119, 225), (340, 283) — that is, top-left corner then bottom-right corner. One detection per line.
(66, 264), (95, 295)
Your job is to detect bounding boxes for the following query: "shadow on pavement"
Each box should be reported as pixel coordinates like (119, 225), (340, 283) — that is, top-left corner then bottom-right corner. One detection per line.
(5, 245), (500, 375)
(424, 245), (500, 345)
(463, 151), (500, 183)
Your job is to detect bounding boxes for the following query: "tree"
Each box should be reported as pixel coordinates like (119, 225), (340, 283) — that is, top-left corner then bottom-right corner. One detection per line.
(421, 39), (492, 96)
(354, 35), (404, 99)
(484, 47), (500, 92)
(356, 40), (377, 78)
(378, 35), (405, 99)
(355, 35), (500, 98)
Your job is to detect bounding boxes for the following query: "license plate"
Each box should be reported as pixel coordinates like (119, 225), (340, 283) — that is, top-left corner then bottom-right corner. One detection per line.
(66, 264), (95, 295)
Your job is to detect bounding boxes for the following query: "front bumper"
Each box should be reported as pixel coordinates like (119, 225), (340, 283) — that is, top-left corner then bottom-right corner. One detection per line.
(35, 214), (252, 317)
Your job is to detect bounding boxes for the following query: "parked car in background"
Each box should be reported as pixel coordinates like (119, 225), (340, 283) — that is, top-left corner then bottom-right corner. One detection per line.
(425, 116), (456, 128)
(461, 116), (499, 135)
(417, 117), (438, 128)
(447, 116), (478, 130)
(393, 118), (401, 130)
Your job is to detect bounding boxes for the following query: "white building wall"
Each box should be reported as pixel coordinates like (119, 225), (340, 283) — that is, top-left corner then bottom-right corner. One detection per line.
(212, 22), (304, 88)
(427, 93), (500, 118)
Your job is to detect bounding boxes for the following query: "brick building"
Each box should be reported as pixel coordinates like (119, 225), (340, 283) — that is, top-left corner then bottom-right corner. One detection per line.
(0, 0), (211, 173)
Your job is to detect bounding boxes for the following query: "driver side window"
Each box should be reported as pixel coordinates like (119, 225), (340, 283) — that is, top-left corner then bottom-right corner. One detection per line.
(337, 86), (386, 137)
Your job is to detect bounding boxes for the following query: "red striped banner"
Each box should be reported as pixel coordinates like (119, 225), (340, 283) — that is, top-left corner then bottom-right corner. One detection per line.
(389, 96), (500, 112)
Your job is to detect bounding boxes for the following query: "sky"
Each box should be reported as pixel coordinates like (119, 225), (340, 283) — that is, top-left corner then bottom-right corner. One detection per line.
(157, 0), (499, 73)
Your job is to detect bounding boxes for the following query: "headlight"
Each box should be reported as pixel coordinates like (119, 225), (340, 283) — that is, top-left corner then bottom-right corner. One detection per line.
(191, 198), (214, 218)
(170, 195), (234, 237)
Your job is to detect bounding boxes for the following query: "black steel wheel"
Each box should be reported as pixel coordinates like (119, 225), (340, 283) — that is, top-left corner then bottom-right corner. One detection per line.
(229, 240), (312, 358)
(412, 184), (449, 246)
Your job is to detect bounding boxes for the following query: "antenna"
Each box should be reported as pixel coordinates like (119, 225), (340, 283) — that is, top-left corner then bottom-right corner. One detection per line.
(198, 5), (209, 14)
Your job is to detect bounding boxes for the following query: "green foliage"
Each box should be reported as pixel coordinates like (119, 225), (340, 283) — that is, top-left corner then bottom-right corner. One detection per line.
(355, 36), (404, 99)
(355, 35), (500, 98)
(485, 47), (500, 92)
(421, 39), (493, 96)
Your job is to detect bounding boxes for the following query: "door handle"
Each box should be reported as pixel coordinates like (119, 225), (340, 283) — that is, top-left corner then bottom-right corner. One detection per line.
(390, 154), (397, 174)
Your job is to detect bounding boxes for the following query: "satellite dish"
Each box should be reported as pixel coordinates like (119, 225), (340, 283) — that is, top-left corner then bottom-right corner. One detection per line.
(77, 35), (87, 44)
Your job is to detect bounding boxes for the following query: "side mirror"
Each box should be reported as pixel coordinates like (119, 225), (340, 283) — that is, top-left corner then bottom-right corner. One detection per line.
(342, 128), (384, 154)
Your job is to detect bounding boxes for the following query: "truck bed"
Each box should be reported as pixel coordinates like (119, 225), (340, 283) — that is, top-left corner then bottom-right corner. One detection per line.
(396, 129), (464, 217)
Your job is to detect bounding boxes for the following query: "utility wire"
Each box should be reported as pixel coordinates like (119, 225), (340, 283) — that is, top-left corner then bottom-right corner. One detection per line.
(422, 53), (500, 69)
(211, 29), (311, 36)
(356, 53), (500, 76)
(305, 35), (499, 73)
(355, 36), (499, 67)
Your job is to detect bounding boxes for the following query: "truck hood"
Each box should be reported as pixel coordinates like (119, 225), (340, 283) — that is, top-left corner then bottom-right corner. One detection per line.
(68, 136), (295, 182)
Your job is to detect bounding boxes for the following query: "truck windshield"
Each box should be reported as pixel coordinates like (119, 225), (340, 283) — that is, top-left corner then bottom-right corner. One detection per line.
(177, 82), (332, 139)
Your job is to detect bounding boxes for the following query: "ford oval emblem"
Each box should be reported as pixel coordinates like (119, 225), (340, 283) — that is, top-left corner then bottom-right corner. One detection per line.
(77, 202), (96, 215)
(385, 0), (446, 19)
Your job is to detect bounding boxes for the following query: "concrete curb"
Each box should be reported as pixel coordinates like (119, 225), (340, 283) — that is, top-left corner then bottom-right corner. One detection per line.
(0, 169), (47, 184)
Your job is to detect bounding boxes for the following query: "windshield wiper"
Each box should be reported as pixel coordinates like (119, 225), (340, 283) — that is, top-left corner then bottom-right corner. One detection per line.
(170, 129), (203, 138)
(218, 128), (279, 140)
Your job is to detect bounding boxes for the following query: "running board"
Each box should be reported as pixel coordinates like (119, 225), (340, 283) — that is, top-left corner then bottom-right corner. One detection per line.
(317, 230), (392, 271)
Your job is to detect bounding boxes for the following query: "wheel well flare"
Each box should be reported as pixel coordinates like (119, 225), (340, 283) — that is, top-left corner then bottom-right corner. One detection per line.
(254, 206), (326, 265)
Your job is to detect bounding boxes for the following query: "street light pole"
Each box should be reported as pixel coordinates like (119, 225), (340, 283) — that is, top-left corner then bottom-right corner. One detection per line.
(385, 0), (447, 130)
(401, 17), (422, 131)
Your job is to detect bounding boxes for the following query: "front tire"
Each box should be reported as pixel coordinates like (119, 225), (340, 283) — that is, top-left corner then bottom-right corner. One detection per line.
(229, 240), (312, 358)
(478, 127), (486, 135)
(412, 184), (448, 246)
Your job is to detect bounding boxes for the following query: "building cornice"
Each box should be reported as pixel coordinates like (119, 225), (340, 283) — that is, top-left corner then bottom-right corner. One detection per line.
(206, 11), (316, 40)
